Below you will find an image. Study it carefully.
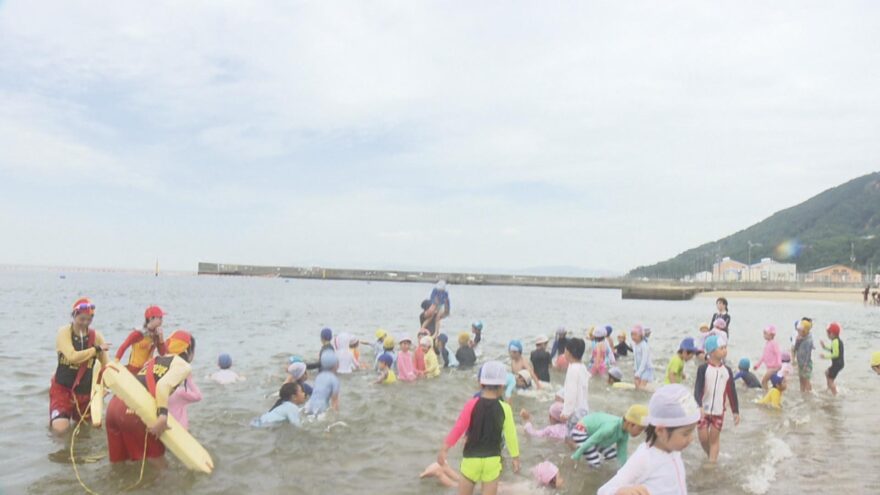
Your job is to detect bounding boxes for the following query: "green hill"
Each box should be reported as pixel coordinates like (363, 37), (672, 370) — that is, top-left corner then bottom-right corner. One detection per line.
(628, 172), (880, 279)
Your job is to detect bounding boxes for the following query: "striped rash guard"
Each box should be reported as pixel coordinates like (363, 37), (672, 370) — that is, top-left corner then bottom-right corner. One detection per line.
(694, 362), (739, 416)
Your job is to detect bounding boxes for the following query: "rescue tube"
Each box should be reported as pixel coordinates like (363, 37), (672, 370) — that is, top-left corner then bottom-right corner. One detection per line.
(612, 382), (636, 390)
(100, 361), (214, 473)
(90, 363), (104, 427)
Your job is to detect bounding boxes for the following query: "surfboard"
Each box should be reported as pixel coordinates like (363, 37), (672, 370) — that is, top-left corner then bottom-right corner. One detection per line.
(100, 361), (214, 473)
(90, 361), (104, 427)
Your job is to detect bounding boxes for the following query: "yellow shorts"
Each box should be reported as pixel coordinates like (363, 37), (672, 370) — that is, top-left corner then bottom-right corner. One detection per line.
(460, 456), (502, 483)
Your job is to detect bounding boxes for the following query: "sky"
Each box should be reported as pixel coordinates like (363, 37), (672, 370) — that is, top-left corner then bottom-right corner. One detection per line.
(1, 1), (879, 274)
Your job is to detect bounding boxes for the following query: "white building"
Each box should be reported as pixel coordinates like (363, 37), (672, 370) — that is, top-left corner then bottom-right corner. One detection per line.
(693, 271), (713, 282)
(745, 258), (797, 282)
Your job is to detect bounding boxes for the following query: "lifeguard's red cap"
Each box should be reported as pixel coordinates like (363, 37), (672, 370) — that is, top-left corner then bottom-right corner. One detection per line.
(72, 297), (95, 315)
(144, 305), (166, 320)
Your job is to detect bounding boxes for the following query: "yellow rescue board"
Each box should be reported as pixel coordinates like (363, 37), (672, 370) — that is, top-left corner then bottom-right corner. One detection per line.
(90, 362), (104, 427)
(100, 361), (214, 473)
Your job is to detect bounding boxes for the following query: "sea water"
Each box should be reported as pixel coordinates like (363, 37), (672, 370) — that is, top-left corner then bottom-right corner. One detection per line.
(1, 270), (879, 494)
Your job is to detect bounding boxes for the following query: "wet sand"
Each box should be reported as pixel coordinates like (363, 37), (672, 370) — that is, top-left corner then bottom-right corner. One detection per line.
(698, 288), (865, 303)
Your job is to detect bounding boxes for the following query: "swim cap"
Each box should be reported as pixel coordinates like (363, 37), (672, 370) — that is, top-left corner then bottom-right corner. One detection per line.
(827, 322), (841, 336)
(218, 353), (232, 369)
(479, 361), (507, 386)
(72, 297), (96, 316)
(508, 340), (523, 353)
(437, 333), (448, 344)
(647, 384), (701, 428)
(679, 337), (698, 353)
(399, 335), (412, 344)
(383, 335), (395, 350)
(548, 401), (564, 422)
(798, 318), (813, 333)
(144, 305), (166, 320)
(535, 334), (549, 345)
(472, 321), (483, 331)
(320, 327), (333, 341)
(770, 373), (783, 387)
(419, 336), (432, 348)
(421, 299), (432, 311)
(593, 327), (607, 339)
(166, 330), (193, 355)
(871, 351), (880, 367)
(289, 355), (304, 364)
(556, 326), (566, 335)
(531, 461), (559, 487)
(287, 362), (306, 380)
(624, 404), (650, 427)
(631, 325), (644, 336)
(764, 325), (777, 336)
(713, 318), (727, 330)
(320, 351), (338, 371)
(458, 332), (470, 346)
(781, 351), (791, 362)
(704, 335), (720, 355)
(699, 323), (710, 332)
(605, 325), (613, 336)
(608, 366), (624, 381)
(375, 328), (387, 340)
(378, 353), (394, 366)
(516, 369), (532, 387)
(738, 358), (750, 370)
(436, 280), (446, 290)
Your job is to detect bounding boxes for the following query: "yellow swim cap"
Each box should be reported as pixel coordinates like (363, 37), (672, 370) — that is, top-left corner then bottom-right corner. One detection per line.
(800, 319), (813, 333)
(383, 335), (395, 350)
(375, 328), (387, 339)
(871, 351), (880, 367)
(624, 404), (649, 427)
(458, 332), (470, 346)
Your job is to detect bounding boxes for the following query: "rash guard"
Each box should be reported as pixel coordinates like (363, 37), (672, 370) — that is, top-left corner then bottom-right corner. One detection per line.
(445, 397), (519, 459)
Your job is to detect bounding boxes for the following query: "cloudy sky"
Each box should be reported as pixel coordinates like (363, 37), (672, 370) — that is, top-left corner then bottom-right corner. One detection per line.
(1, 1), (878, 274)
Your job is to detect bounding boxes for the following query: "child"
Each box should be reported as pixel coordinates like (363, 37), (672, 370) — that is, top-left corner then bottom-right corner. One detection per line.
(456, 332), (477, 369)
(420, 460), (562, 491)
(421, 336), (441, 378)
(780, 352), (793, 381)
(550, 326), (567, 360)
(793, 319), (814, 393)
(571, 405), (649, 468)
(597, 384), (701, 495)
(414, 335), (427, 377)
(429, 280), (451, 334)
(615, 333), (633, 358)
(372, 329), (388, 360)
(872, 352), (880, 374)
(560, 338), (590, 441)
(209, 353), (246, 384)
(471, 321), (483, 353)
(437, 361), (520, 495)
(396, 336), (417, 382)
(530, 462), (564, 490)
(508, 340), (542, 389)
(520, 402), (566, 441)
(436, 333), (458, 368)
(757, 373), (785, 409)
(306, 327), (334, 370)
(589, 327), (616, 377)
(335, 333), (359, 375)
(631, 325), (654, 390)
(608, 366), (636, 389)
(694, 334), (740, 464)
(285, 362), (314, 397)
(734, 358), (762, 389)
(381, 335), (396, 368)
(251, 382), (307, 427)
(375, 353), (397, 384)
(420, 300), (437, 336)
(820, 322), (845, 396)
(115, 305), (168, 374)
(514, 369), (532, 389)
(168, 375), (202, 430)
(304, 351), (340, 416)
(665, 337), (697, 384)
(753, 325), (782, 389)
(530, 334), (551, 383)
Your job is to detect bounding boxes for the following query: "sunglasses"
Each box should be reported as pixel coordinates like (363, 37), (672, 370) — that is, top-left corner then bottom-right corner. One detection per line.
(74, 303), (96, 312)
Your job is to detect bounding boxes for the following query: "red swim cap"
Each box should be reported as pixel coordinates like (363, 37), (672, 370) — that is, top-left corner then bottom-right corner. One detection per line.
(826, 322), (841, 336)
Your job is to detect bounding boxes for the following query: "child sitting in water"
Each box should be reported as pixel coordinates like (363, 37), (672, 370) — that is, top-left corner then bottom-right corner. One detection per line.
(665, 338), (697, 384)
(615, 333), (633, 358)
(597, 384), (701, 495)
(694, 335), (740, 464)
(209, 353), (246, 384)
(820, 322), (845, 396)
(380, 336), (395, 368)
(375, 353), (396, 384)
(520, 402), (567, 441)
(757, 373), (785, 409)
(304, 352), (340, 416)
(631, 325), (653, 390)
(508, 340), (542, 389)
(456, 332), (477, 369)
(734, 358), (762, 389)
(436, 334), (458, 368)
(251, 382), (307, 427)
(419, 460), (563, 491)
(793, 319), (814, 393)
(307, 327), (335, 370)
(396, 336), (417, 381)
(607, 366), (636, 389)
(437, 361), (520, 495)
(754, 325), (782, 389)
(571, 405), (649, 468)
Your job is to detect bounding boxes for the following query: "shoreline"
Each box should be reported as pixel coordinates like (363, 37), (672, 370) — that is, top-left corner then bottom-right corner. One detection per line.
(698, 289), (864, 303)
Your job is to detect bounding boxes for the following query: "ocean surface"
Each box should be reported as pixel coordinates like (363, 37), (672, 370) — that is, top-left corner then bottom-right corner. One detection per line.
(1, 270), (878, 495)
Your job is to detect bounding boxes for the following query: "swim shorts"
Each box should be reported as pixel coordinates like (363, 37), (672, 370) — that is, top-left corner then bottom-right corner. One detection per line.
(698, 413), (724, 431)
(460, 456), (503, 483)
(826, 363), (843, 380)
(105, 396), (165, 463)
(49, 377), (91, 423)
(797, 361), (813, 379)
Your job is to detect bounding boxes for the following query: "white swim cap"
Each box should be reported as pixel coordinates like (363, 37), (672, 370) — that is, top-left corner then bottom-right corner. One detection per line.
(647, 384), (701, 427)
(479, 361), (507, 386)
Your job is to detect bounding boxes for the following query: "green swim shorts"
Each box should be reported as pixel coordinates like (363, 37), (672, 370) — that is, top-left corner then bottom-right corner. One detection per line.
(460, 456), (502, 483)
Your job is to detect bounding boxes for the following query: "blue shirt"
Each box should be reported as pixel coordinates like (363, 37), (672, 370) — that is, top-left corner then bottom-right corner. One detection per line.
(251, 402), (302, 427)
(304, 371), (340, 415)
(429, 288), (451, 313)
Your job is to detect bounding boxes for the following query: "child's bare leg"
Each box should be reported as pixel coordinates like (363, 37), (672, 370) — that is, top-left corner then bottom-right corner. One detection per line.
(482, 480), (500, 495)
(698, 426), (710, 456)
(827, 376), (837, 396)
(457, 477), (476, 495)
(761, 370), (773, 389)
(442, 464), (461, 481)
(708, 427), (721, 463)
(420, 462), (443, 479)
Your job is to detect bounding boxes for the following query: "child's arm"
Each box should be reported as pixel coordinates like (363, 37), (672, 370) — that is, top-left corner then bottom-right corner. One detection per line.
(501, 402), (520, 472)
(822, 339), (840, 360)
(693, 364), (706, 409)
(375, 370), (387, 384)
(597, 448), (649, 495)
(726, 367), (741, 424)
(331, 393), (340, 412)
(440, 398), (478, 465)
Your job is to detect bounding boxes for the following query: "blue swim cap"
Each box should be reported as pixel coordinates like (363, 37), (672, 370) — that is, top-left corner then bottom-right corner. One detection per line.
(770, 373), (783, 387)
(289, 355), (304, 364)
(218, 353), (232, 369)
(738, 358), (750, 370)
(704, 335), (719, 355)
(378, 353), (394, 366)
(437, 333), (448, 344)
(320, 350), (338, 371)
(508, 339), (523, 353)
(320, 327), (333, 341)
(472, 321), (483, 331)
(679, 337), (697, 353)
(605, 325), (613, 336)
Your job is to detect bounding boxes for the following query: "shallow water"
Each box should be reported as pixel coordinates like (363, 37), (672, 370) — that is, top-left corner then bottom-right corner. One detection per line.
(1, 270), (879, 494)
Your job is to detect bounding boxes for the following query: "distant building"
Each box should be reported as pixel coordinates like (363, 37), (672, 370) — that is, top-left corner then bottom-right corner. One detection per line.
(746, 258), (797, 282)
(712, 257), (748, 282)
(693, 271), (713, 282)
(805, 264), (863, 284)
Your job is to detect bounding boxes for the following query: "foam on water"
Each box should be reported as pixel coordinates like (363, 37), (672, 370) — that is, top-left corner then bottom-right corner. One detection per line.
(741, 434), (793, 494)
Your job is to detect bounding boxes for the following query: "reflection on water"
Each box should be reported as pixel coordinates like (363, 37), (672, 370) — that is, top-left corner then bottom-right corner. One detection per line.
(1, 271), (879, 494)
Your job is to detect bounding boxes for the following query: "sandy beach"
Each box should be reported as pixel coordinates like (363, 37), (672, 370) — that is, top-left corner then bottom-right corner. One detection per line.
(698, 288), (865, 303)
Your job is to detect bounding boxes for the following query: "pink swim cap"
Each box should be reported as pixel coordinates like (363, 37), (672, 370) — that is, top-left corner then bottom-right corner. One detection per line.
(531, 461), (559, 486)
(764, 325), (777, 336)
(548, 401), (564, 422)
(713, 318), (727, 330)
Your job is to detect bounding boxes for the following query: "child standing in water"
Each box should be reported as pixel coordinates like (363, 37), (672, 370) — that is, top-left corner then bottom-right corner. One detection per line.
(734, 358), (762, 389)
(304, 352), (340, 416)
(793, 318), (814, 393)
(753, 325), (782, 389)
(589, 327), (615, 377)
(665, 338), (697, 384)
(821, 322), (845, 396)
(437, 361), (520, 495)
(631, 325), (653, 390)
(375, 353), (397, 384)
(615, 333), (633, 358)
(560, 338), (590, 443)
(597, 384), (701, 495)
(396, 336), (417, 382)
(456, 333), (477, 369)
(530, 335), (551, 383)
(757, 374), (785, 409)
(168, 375), (202, 430)
(694, 335), (740, 464)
